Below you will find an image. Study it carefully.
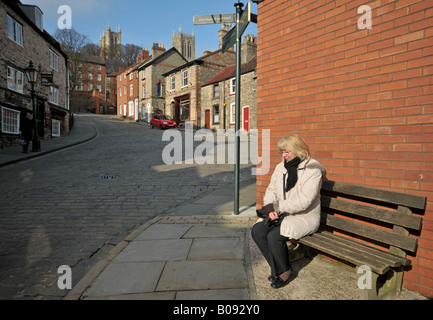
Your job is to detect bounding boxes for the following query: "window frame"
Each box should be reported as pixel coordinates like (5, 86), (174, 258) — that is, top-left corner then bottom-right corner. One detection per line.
(7, 14), (23, 46)
(49, 49), (59, 71)
(182, 70), (188, 88)
(49, 86), (59, 105)
(1, 106), (20, 134)
(7, 66), (24, 94)
(230, 78), (236, 95)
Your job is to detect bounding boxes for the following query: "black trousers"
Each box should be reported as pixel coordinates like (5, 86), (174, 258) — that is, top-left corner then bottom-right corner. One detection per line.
(251, 220), (290, 277)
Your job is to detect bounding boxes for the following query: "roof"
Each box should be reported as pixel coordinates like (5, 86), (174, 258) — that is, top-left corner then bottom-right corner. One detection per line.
(161, 60), (204, 77)
(134, 47), (188, 72)
(162, 47), (235, 77)
(79, 54), (106, 65)
(202, 56), (257, 87)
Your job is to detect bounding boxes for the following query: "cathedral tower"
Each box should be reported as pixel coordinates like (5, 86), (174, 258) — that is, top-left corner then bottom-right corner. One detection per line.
(172, 26), (195, 62)
(100, 22), (121, 61)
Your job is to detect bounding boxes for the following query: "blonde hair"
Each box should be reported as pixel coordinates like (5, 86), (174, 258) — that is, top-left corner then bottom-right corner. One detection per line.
(278, 134), (310, 161)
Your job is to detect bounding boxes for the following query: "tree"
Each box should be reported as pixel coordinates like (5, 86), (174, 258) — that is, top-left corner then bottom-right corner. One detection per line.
(121, 44), (142, 67)
(53, 27), (90, 92)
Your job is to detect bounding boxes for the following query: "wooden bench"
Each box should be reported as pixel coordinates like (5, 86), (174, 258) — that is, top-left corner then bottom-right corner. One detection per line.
(291, 180), (426, 300)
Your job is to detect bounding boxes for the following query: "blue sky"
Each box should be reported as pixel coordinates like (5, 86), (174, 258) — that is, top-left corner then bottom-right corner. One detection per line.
(20, 0), (257, 57)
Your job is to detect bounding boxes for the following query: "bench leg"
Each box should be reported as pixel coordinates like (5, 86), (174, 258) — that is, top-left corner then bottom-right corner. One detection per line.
(288, 242), (308, 263)
(359, 267), (404, 300)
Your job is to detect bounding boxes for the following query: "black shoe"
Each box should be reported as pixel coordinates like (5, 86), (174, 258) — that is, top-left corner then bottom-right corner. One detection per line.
(271, 271), (295, 289)
(268, 275), (276, 282)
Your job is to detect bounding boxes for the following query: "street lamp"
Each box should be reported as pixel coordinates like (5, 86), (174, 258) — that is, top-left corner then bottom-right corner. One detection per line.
(25, 60), (41, 152)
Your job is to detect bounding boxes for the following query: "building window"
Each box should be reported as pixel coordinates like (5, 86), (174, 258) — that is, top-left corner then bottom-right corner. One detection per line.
(129, 72), (133, 80)
(1, 106), (20, 134)
(142, 85), (146, 98)
(97, 65), (101, 71)
(119, 87), (122, 97)
(213, 84), (219, 98)
(7, 15), (23, 46)
(50, 50), (59, 71)
(230, 78), (236, 94)
(97, 85), (102, 92)
(213, 105), (220, 124)
(34, 8), (43, 30)
(182, 70), (188, 87)
(49, 87), (59, 105)
(7, 66), (24, 93)
(97, 73), (102, 81)
(52, 119), (61, 137)
(230, 102), (236, 124)
(130, 84), (133, 96)
(88, 63), (93, 69)
(156, 83), (163, 97)
(88, 83), (93, 91)
(170, 76), (175, 91)
(88, 72), (93, 80)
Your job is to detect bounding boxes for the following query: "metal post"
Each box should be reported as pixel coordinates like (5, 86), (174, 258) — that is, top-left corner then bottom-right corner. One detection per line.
(31, 83), (41, 152)
(234, 2), (244, 215)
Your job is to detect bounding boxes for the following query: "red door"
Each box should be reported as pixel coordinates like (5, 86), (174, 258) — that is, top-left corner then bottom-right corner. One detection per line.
(243, 107), (249, 132)
(205, 110), (211, 129)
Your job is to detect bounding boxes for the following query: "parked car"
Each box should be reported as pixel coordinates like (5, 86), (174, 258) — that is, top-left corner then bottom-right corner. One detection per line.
(150, 114), (177, 129)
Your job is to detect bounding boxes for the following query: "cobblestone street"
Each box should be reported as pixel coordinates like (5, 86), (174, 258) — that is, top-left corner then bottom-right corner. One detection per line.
(0, 115), (255, 299)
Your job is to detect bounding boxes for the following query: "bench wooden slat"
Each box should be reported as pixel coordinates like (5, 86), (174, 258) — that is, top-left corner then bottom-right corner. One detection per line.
(322, 214), (418, 252)
(321, 196), (423, 231)
(315, 231), (411, 267)
(321, 180), (426, 210)
(299, 233), (391, 274)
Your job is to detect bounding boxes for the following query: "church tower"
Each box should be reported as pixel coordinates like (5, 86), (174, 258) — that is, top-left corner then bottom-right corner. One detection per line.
(100, 22), (121, 61)
(172, 26), (195, 62)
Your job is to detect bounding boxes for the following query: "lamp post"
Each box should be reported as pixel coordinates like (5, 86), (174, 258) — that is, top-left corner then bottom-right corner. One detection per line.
(25, 60), (41, 152)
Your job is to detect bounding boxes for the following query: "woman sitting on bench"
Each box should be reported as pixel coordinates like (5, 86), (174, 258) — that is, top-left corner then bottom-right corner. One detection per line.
(251, 133), (326, 289)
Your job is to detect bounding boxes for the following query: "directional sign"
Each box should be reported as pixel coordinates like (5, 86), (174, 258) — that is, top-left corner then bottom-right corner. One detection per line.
(193, 13), (236, 25)
(238, 1), (252, 39)
(222, 26), (237, 53)
(222, 2), (256, 53)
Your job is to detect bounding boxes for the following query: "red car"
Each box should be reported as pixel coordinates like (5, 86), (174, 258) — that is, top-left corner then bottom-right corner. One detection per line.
(150, 114), (177, 129)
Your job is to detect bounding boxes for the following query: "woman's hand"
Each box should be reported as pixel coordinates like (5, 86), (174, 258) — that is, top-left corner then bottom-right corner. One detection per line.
(268, 211), (279, 221)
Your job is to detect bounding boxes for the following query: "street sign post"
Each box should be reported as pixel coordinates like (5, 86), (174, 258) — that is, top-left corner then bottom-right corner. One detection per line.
(194, 2), (257, 216)
(193, 14), (236, 25)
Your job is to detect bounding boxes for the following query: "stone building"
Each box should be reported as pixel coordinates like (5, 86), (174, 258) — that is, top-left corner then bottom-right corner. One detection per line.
(201, 54), (257, 132)
(134, 44), (188, 122)
(0, 0), (70, 149)
(163, 26), (238, 128)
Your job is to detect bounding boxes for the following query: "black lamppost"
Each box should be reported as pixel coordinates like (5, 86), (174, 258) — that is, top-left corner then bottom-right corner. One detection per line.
(24, 60), (41, 152)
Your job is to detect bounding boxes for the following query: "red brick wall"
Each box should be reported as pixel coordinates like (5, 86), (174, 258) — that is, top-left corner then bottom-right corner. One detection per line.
(256, 0), (433, 297)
